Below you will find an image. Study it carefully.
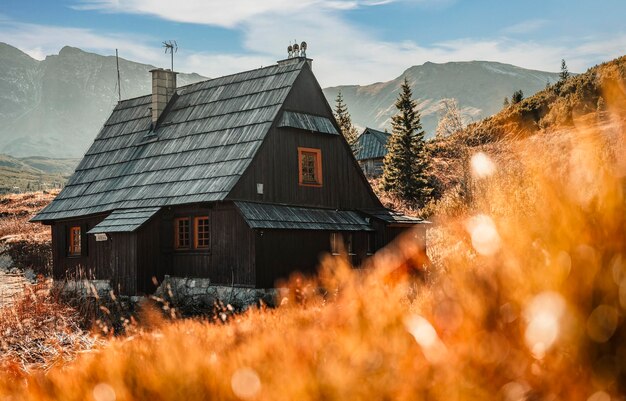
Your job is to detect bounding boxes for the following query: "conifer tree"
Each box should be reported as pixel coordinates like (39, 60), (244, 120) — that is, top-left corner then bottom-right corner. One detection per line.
(382, 78), (432, 208)
(333, 91), (359, 150)
(511, 89), (524, 104)
(560, 59), (570, 82)
(503, 96), (510, 108)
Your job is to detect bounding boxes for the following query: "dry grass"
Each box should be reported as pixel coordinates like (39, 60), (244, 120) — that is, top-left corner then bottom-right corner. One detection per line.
(0, 279), (101, 376)
(0, 191), (57, 275)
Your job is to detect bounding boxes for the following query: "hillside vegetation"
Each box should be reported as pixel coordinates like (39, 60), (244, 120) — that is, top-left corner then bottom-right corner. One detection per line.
(0, 155), (77, 194)
(458, 55), (626, 146)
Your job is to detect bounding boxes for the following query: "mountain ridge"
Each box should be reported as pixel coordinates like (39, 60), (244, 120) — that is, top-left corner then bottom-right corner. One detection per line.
(1, 43), (561, 158)
(322, 60), (562, 136)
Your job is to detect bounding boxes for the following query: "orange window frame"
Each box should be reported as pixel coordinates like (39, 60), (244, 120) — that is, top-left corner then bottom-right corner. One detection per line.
(174, 217), (191, 249)
(194, 216), (210, 249)
(298, 147), (322, 187)
(68, 226), (81, 256)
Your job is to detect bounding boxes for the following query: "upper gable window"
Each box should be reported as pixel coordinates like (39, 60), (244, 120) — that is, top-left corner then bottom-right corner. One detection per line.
(298, 147), (322, 187)
(68, 226), (82, 256)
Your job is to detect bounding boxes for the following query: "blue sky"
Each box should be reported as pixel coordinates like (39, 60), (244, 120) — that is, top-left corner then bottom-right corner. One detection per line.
(1, 0), (625, 86)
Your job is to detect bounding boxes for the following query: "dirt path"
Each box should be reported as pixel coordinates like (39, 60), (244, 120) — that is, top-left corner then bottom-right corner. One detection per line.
(0, 270), (29, 307)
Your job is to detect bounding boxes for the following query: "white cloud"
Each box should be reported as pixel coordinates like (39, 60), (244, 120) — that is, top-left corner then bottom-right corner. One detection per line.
(73, 0), (388, 28)
(3, 3), (626, 87)
(503, 19), (549, 35)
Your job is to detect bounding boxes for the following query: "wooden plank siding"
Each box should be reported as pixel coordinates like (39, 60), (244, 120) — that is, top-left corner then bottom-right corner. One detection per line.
(228, 67), (381, 210)
(51, 215), (109, 281)
(255, 229), (370, 288)
(158, 202), (255, 287)
(110, 232), (137, 295)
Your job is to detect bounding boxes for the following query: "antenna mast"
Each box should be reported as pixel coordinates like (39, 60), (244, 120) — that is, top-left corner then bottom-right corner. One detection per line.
(162, 40), (178, 71)
(115, 49), (121, 102)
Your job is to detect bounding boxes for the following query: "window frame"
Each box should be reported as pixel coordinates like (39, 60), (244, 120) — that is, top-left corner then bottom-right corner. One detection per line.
(366, 232), (376, 255)
(298, 147), (323, 187)
(330, 232), (340, 255)
(345, 233), (356, 256)
(68, 226), (82, 257)
(174, 217), (191, 250)
(194, 216), (210, 249)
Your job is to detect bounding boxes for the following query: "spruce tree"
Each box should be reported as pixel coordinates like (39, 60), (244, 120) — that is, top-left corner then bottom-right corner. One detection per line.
(333, 90), (359, 150)
(511, 89), (524, 104)
(382, 77), (432, 208)
(560, 59), (570, 82)
(503, 97), (510, 108)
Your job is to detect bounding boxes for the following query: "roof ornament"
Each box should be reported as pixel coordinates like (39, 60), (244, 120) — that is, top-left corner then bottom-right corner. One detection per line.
(287, 40), (308, 58)
(300, 41), (307, 58)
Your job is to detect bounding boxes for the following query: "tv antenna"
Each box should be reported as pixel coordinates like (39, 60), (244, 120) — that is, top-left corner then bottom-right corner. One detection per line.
(162, 40), (178, 71)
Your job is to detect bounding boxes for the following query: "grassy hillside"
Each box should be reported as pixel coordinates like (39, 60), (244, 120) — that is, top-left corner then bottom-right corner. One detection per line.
(0, 154), (77, 194)
(456, 55), (626, 146)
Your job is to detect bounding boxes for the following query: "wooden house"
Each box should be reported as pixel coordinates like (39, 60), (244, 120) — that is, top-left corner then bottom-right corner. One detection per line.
(355, 127), (391, 177)
(32, 53), (425, 295)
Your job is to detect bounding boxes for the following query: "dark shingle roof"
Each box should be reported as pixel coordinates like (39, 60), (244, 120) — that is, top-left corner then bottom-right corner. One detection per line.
(33, 61), (307, 222)
(236, 201), (374, 231)
(278, 111), (338, 135)
(359, 209), (428, 225)
(88, 207), (160, 234)
(355, 128), (390, 161)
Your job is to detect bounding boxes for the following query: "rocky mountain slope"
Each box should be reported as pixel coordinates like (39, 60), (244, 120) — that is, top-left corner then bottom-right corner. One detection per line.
(0, 43), (563, 157)
(0, 43), (205, 158)
(323, 61), (561, 136)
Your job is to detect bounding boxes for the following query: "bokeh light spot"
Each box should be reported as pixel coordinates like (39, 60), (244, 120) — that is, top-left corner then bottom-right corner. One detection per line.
(586, 305), (618, 343)
(466, 214), (501, 256)
(93, 383), (116, 401)
(524, 292), (566, 358)
(231, 367), (261, 399)
(471, 152), (496, 178)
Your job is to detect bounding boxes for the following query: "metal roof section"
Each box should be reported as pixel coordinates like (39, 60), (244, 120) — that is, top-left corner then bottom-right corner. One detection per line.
(278, 110), (339, 135)
(87, 207), (161, 234)
(355, 127), (391, 161)
(359, 208), (428, 225)
(235, 201), (374, 231)
(32, 60), (307, 222)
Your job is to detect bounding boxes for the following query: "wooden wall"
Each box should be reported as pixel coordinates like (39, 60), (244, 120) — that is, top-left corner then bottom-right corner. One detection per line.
(110, 232), (137, 295)
(50, 215), (109, 281)
(228, 67), (381, 210)
(255, 229), (370, 288)
(159, 202), (255, 287)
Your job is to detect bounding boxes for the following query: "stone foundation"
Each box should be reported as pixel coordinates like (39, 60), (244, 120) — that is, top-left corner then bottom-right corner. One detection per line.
(155, 275), (278, 309)
(53, 279), (112, 298)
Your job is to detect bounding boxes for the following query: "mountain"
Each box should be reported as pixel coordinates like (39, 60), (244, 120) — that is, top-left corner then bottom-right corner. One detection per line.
(0, 43), (562, 157)
(0, 154), (80, 194)
(0, 44), (206, 158)
(322, 61), (561, 136)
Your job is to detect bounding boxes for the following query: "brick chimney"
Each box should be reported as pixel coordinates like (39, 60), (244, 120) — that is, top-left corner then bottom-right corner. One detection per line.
(149, 68), (177, 125)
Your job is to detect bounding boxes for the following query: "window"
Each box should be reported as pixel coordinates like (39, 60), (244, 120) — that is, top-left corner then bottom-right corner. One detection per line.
(346, 233), (355, 255)
(298, 147), (322, 186)
(194, 216), (210, 249)
(174, 217), (190, 249)
(367, 232), (376, 255)
(330, 232), (340, 255)
(68, 226), (81, 256)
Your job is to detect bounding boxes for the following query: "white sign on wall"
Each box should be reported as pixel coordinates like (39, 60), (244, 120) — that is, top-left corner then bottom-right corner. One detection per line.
(94, 233), (108, 242)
